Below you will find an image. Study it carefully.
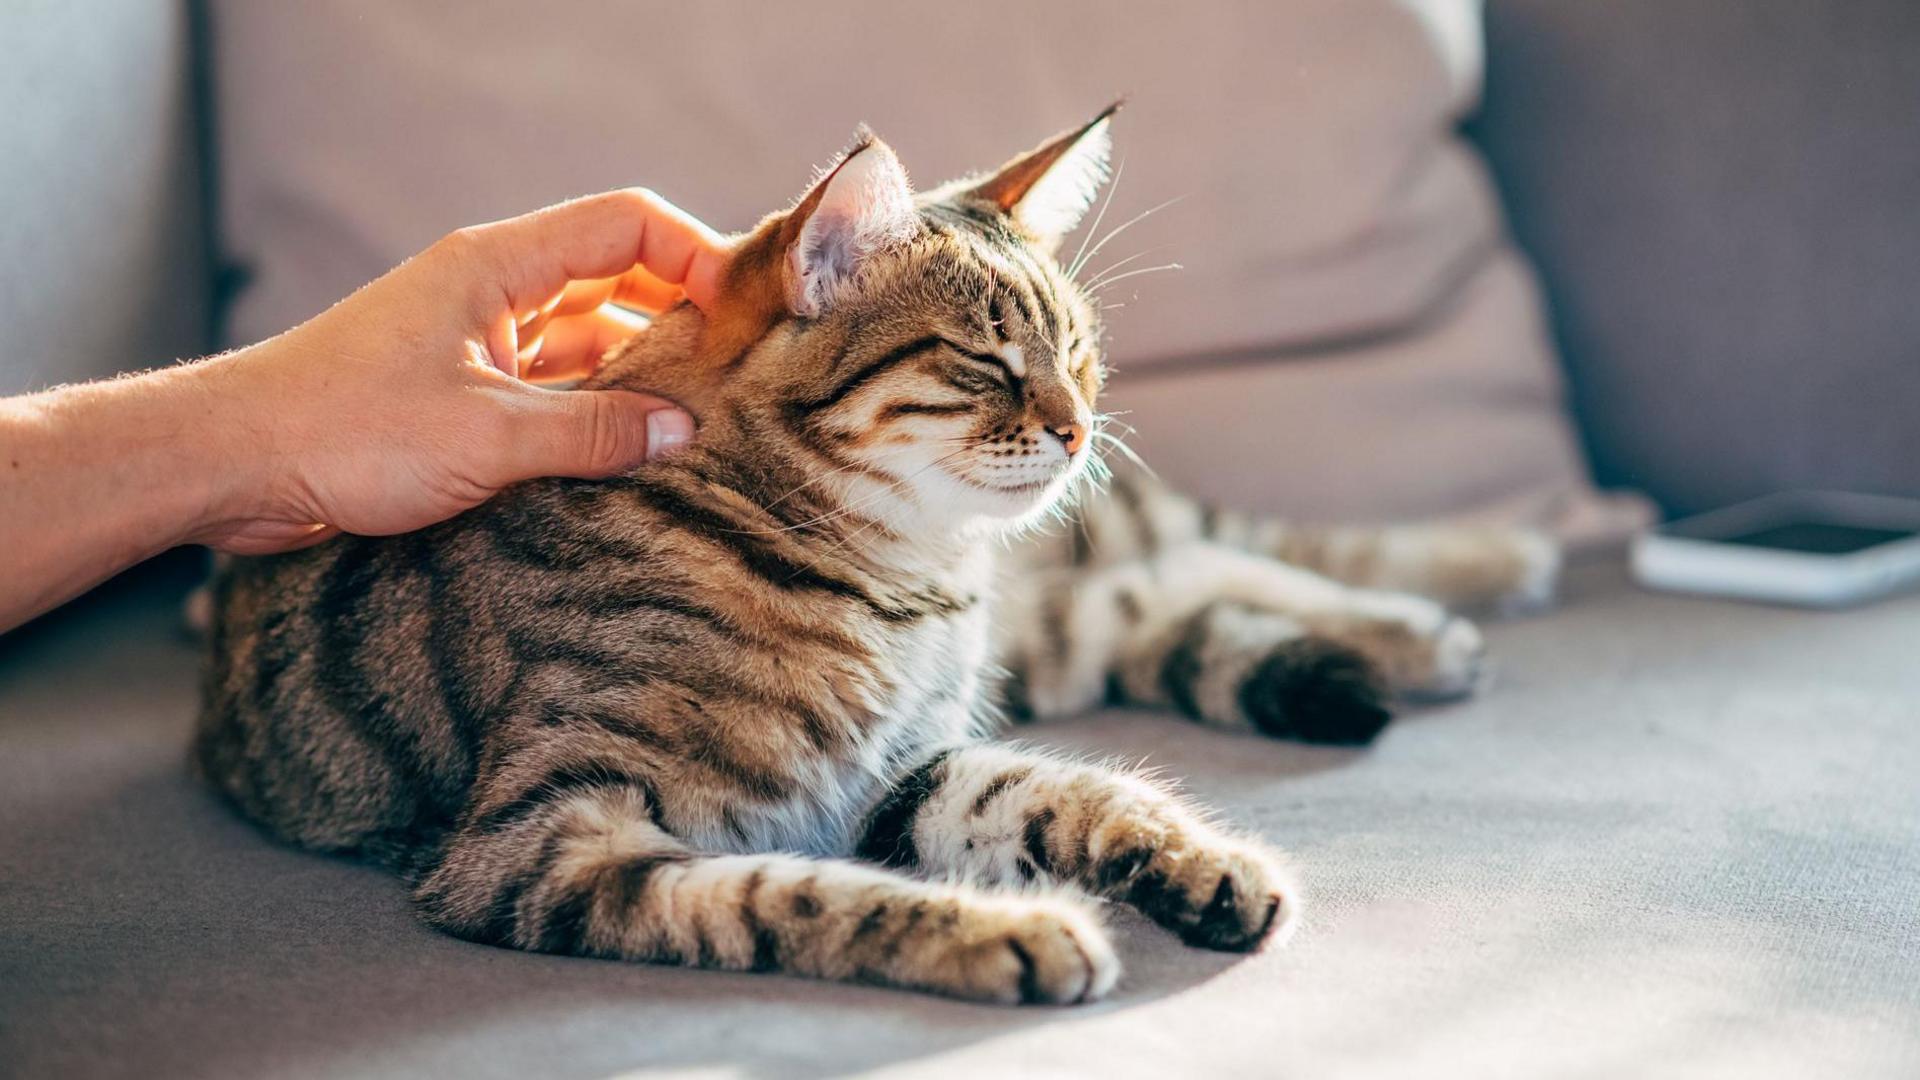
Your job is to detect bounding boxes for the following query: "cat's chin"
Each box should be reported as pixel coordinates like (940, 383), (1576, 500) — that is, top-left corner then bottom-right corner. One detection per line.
(918, 470), (1077, 534)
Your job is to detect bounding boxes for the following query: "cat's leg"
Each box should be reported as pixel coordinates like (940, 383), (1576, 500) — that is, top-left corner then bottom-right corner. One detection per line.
(1002, 544), (1485, 742)
(858, 745), (1296, 952)
(1067, 465), (1560, 612)
(1110, 601), (1394, 744)
(1223, 520), (1562, 615)
(413, 756), (1119, 1005)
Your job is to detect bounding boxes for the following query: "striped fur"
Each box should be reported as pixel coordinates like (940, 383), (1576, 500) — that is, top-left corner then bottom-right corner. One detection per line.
(197, 113), (1558, 1005)
(996, 463), (1556, 742)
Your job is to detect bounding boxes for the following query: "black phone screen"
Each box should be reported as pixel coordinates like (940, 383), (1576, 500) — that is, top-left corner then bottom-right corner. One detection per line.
(1719, 522), (1917, 555)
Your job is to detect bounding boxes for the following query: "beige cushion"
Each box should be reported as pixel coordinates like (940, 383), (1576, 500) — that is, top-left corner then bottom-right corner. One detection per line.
(211, 0), (1647, 539)
(1102, 248), (1651, 544)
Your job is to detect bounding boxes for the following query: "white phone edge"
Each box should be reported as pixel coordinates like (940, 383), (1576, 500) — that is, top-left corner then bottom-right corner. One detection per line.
(1630, 491), (1920, 608)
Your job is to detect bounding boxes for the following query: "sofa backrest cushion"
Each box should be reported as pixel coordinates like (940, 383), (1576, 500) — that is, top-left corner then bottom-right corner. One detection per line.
(1474, 1), (1920, 515)
(0, 2), (208, 396)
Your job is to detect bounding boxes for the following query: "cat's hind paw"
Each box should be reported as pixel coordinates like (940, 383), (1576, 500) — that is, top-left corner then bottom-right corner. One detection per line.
(1239, 638), (1393, 745)
(1319, 594), (1488, 703)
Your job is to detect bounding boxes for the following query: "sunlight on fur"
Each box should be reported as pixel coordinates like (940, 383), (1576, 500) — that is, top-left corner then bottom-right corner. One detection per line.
(195, 105), (1558, 1004)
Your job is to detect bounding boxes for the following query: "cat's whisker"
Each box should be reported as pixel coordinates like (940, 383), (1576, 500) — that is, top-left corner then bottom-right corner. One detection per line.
(728, 443), (974, 536)
(1072, 194), (1187, 284)
(1067, 158), (1126, 279)
(1089, 421), (1157, 481)
(813, 511), (897, 567)
(759, 431), (975, 517)
(1086, 262), (1183, 294)
(1077, 248), (1161, 293)
(773, 448), (984, 585)
(762, 451), (902, 512)
(757, 445), (974, 550)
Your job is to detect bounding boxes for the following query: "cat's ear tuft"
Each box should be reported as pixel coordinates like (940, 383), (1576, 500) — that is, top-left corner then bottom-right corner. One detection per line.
(968, 102), (1119, 252)
(782, 130), (917, 318)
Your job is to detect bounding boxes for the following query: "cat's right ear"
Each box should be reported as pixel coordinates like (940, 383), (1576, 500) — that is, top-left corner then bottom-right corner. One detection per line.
(774, 132), (918, 318)
(699, 132), (916, 369)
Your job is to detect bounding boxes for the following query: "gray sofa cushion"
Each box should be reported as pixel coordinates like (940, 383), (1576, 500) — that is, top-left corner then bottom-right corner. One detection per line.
(0, 1), (209, 395)
(5, 564), (1916, 1078)
(1473, 1), (1920, 515)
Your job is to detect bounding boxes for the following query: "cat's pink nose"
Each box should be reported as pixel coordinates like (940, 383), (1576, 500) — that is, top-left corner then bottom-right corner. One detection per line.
(1050, 423), (1086, 455)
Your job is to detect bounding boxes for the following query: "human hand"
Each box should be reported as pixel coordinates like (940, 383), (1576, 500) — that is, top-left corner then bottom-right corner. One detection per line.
(192, 188), (732, 554)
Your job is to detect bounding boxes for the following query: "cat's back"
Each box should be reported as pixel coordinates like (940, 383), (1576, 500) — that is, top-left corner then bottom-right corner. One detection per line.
(194, 492), (543, 865)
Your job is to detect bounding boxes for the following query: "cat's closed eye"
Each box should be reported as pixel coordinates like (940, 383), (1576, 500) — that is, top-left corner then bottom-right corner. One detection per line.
(944, 340), (1022, 388)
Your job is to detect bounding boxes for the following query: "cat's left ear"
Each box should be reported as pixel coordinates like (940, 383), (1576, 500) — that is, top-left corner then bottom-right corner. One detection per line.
(966, 103), (1118, 253)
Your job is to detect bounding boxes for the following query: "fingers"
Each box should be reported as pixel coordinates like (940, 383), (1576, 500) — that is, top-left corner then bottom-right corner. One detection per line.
(610, 265), (693, 312)
(501, 385), (696, 482)
(515, 267), (681, 345)
(466, 187), (732, 319)
(520, 305), (648, 384)
(530, 268), (687, 321)
(516, 277), (616, 340)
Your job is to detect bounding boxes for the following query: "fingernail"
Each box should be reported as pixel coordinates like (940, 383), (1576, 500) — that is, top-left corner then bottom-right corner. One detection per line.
(645, 408), (695, 458)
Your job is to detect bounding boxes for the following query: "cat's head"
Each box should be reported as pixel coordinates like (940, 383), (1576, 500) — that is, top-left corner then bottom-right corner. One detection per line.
(626, 107), (1119, 535)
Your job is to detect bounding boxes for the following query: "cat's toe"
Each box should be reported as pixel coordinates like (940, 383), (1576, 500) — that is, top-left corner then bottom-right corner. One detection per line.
(1240, 638), (1392, 745)
(1331, 595), (1489, 703)
(1401, 615), (1488, 702)
(1495, 531), (1563, 617)
(1110, 838), (1299, 953)
(941, 898), (1119, 1006)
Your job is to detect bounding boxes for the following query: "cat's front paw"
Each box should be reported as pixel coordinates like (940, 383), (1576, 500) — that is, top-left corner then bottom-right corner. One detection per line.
(1094, 832), (1298, 952)
(927, 896), (1120, 1005)
(1494, 530), (1563, 617)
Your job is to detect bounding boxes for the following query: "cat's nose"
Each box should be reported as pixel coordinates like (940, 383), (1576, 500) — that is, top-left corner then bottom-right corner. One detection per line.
(1049, 423), (1086, 455)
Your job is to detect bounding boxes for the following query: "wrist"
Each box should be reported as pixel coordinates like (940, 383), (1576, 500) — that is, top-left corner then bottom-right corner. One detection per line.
(168, 345), (301, 544)
(50, 353), (286, 551)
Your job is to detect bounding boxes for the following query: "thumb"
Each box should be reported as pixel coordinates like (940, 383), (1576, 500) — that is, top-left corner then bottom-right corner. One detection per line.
(507, 386), (695, 481)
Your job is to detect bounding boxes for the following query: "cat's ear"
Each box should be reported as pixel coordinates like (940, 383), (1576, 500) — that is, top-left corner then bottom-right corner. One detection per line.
(967, 103), (1118, 252)
(779, 130), (918, 318)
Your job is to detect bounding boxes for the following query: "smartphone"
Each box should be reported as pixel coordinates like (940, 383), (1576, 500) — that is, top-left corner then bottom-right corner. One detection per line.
(1631, 491), (1920, 607)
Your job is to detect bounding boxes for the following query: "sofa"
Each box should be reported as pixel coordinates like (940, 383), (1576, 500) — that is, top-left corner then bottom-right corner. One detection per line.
(3, 3), (1916, 1077)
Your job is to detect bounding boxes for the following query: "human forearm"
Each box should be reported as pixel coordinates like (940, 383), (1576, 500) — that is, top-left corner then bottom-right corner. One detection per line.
(0, 358), (262, 631)
(0, 188), (726, 634)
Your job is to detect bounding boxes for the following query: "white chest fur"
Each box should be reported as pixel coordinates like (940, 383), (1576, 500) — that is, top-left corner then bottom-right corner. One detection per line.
(698, 556), (999, 858)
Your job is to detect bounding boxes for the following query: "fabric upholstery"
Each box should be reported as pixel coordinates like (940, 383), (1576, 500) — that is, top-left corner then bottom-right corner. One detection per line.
(206, 0), (1645, 537)
(0, 0), (210, 395)
(3, 563), (1916, 1078)
(1472, 0), (1920, 516)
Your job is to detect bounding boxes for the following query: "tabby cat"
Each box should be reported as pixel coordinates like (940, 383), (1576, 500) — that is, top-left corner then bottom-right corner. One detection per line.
(197, 108), (1557, 1005)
